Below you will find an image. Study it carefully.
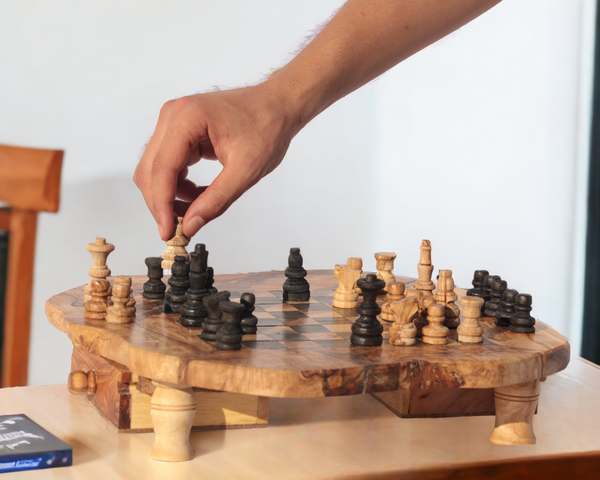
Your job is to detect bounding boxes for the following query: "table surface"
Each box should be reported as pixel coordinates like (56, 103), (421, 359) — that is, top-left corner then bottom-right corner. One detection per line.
(45, 271), (570, 397)
(1, 357), (599, 479)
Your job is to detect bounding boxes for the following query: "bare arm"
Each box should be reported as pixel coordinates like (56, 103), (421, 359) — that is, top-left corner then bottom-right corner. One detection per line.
(134, 0), (501, 240)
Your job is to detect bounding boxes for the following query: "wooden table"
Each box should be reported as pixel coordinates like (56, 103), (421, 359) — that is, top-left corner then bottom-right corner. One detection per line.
(1, 358), (600, 479)
(45, 271), (570, 463)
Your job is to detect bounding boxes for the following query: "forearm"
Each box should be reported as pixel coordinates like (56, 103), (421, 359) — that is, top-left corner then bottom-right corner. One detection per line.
(266, 0), (501, 131)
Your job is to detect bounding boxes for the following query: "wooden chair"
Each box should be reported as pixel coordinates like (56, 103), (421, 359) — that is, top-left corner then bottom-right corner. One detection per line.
(0, 144), (63, 387)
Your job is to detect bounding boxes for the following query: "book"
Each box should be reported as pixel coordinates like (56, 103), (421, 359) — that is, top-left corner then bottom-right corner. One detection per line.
(0, 414), (72, 474)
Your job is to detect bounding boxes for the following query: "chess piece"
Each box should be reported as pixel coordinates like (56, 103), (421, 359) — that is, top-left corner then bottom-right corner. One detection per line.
(282, 248), (310, 302)
(350, 274), (385, 346)
(194, 243), (209, 273)
(466, 270), (489, 299)
(161, 217), (190, 270)
(457, 296), (484, 343)
(415, 240), (434, 297)
(179, 251), (209, 328)
(486, 279), (507, 319)
(106, 276), (136, 324)
(422, 303), (449, 345)
(482, 274), (500, 306)
(509, 294), (536, 334)
(205, 267), (218, 295)
(389, 296), (419, 346)
(115, 276), (136, 307)
(347, 257), (364, 296)
(333, 260), (362, 309)
(407, 290), (434, 337)
(240, 293), (258, 334)
(375, 252), (396, 290)
(200, 291), (231, 341)
(497, 288), (519, 327)
(216, 301), (245, 350)
(143, 257), (166, 300)
(164, 256), (190, 313)
(381, 282), (406, 321)
(434, 270), (460, 328)
(84, 279), (110, 320)
(84, 237), (115, 303)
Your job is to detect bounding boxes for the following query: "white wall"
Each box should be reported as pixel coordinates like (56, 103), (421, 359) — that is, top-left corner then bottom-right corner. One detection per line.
(0, 0), (592, 386)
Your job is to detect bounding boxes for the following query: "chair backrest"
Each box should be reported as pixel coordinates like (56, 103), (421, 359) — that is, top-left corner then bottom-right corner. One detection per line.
(0, 144), (63, 387)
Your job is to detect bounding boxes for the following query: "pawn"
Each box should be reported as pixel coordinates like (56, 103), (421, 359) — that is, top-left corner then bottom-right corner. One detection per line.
(200, 291), (231, 341)
(115, 276), (136, 308)
(422, 303), (449, 345)
(179, 251), (209, 328)
(350, 274), (385, 346)
(333, 260), (362, 309)
(497, 289), (519, 327)
(84, 279), (111, 320)
(486, 279), (507, 318)
(206, 267), (218, 295)
(510, 293), (536, 334)
(106, 277), (136, 324)
(143, 257), (166, 300)
(164, 256), (190, 314)
(240, 293), (258, 334)
(389, 296), (419, 346)
(434, 270), (460, 329)
(161, 217), (189, 270)
(283, 248), (310, 302)
(466, 270), (489, 299)
(381, 282), (406, 321)
(216, 301), (245, 350)
(482, 275), (500, 306)
(457, 296), (484, 343)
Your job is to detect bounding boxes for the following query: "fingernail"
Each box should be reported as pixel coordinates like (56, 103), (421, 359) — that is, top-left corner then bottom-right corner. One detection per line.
(186, 216), (206, 236)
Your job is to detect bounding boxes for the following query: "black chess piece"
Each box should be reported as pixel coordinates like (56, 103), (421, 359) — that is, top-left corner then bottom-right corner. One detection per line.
(509, 293), (536, 334)
(240, 293), (258, 334)
(143, 257), (166, 300)
(482, 274), (500, 305)
(216, 301), (245, 350)
(466, 270), (489, 299)
(485, 278), (507, 318)
(497, 288), (518, 327)
(179, 251), (209, 328)
(282, 248), (310, 302)
(200, 291), (231, 341)
(206, 267), (218, 295)
(164, 256), (190, 313)
(194, 243), (208, 273)
(350, 274), (385, 346)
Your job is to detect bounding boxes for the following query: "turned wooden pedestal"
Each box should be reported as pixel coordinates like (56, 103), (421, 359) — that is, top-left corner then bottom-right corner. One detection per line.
(47, 271), (570, 461)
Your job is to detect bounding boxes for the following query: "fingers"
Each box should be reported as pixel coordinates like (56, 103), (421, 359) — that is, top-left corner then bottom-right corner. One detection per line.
(133, 100), (176, 218)
(151, 99), (209, 240)
(182, 167), (252, 237)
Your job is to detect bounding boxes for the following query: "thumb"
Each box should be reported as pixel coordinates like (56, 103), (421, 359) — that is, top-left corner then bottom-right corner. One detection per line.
(182, 166), (250, 237)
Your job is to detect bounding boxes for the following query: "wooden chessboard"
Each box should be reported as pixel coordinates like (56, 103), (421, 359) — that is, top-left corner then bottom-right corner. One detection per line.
(47, 270), (570, 398)
(46, 270), (571, 457)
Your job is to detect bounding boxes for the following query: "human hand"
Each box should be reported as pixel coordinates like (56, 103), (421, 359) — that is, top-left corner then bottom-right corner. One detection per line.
(134, 82), (301, 240)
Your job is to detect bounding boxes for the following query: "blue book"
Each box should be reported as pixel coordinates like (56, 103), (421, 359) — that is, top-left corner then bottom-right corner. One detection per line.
(0, 414), (72, 474)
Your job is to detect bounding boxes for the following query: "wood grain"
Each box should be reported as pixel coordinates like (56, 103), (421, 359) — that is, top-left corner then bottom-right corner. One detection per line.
(0, 144), (63, 212)
(46, 271), (571, 399)
(1, 208), (37, 387)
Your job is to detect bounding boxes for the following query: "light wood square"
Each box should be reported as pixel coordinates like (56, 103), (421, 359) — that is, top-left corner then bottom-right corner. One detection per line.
(302, 332), (344, 341)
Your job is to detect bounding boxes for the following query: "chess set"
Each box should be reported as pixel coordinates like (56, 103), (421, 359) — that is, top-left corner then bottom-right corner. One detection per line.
(45, 217), (570, 462)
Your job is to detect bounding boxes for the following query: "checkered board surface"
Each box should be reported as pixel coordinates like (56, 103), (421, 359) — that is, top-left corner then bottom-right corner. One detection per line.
(189, 287), (399, 350)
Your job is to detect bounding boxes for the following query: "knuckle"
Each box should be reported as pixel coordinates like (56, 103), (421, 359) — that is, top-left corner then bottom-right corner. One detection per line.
(159, 99), (176, 118)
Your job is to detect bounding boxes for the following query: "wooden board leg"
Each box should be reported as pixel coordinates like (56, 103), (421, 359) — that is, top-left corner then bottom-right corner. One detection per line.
(490, 379), (540, 445)
(150, 380), (196, 462)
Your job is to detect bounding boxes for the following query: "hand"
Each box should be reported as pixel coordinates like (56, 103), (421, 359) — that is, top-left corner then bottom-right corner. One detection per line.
(134, 82), (300, 240)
